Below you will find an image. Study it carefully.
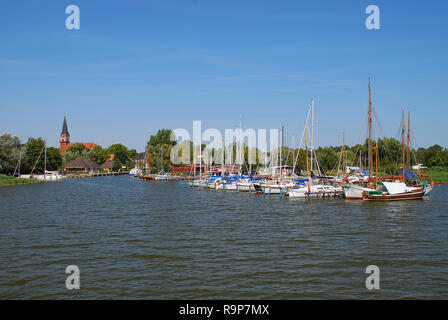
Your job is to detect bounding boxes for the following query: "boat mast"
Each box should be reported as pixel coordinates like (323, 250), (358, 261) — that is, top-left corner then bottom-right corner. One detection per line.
(239, 117), (242, 177)
(292, 134), (295, 176)
(209, 149), (212, 176)
(305, 122), (309, 187)
(407, 111), (411, 169)
(44, 141), (47, 181)
(199, 141), (202, 178)
(311, 99), (314, 173)
(342, 132), (347, 176)
(221, 135), (225, 177)
(161, 146), (164, 173)
(359, 150), (362, 171)
(402, 105), (406, 181)
(18, 149), (22, 176)
(146, 145), (149, 172)
(193, 142), (196, 176)
(248, 144), (252, 177)
(13, 148), (22, 177)
(375, 144), (379, 186)
(280, 126), (283, 182)
(368, 78), (372, 184)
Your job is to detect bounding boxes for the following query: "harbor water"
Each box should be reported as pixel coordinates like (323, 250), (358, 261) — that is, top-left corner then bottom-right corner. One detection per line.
(0, 176), (447, 299)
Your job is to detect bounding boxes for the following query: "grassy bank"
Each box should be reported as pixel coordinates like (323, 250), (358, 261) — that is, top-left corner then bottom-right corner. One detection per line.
(420, 168), (448, 183)
(0, 174), (41, 187)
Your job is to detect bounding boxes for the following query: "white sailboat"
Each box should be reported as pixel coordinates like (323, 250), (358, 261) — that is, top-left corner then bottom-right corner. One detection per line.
(343, 79), (376, 199)
(153, 146), (177, 180)
(287, 99), (339, 198)
(31, 141), (65, 181)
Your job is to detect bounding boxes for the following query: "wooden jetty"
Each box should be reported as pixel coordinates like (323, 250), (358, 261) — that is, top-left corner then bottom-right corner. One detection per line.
(65, 171), (129, 179)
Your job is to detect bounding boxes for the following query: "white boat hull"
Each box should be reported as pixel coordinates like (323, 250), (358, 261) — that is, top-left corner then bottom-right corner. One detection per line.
(343, 183), (375, 200)
(32, 173), (66, 181)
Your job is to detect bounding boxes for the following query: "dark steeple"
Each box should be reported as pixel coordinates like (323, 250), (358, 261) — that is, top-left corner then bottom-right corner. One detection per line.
(61, 116), (69, 135)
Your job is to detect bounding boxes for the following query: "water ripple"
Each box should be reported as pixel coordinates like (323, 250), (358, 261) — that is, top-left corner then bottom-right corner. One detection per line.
(0, 176), (447, 299)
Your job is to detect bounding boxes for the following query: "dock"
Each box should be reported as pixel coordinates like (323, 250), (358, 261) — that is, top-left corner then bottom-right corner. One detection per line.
(65, 172), (129, 179)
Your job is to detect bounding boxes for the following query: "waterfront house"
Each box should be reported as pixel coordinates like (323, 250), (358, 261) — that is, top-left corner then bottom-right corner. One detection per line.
(64, 157), (99, 173)
(101, 160), (113, 172)
(133, 155), (145, 168)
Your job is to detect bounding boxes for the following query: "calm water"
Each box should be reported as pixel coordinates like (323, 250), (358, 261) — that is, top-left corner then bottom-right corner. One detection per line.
(0, 176), (447, 299)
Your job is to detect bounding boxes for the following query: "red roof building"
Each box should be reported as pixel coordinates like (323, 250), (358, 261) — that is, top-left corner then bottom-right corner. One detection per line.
(59, 116), (98, 153)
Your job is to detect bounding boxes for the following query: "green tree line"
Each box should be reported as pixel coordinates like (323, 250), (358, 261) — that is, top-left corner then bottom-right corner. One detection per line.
(0, 133), (139, 174)
(141, 130), (448, 175)
(3, 131), (447, 175)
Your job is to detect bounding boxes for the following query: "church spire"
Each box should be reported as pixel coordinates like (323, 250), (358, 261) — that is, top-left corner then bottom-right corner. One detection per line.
(61, 116), (69, 135)
(60, 116), (70, 153)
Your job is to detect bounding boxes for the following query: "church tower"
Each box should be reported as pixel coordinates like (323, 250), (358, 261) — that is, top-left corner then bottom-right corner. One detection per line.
(59, 116), (70, 153)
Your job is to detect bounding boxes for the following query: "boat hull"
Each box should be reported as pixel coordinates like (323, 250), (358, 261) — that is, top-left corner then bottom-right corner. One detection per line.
(343, 183), (375, 200)
(362, 188), (425, 201)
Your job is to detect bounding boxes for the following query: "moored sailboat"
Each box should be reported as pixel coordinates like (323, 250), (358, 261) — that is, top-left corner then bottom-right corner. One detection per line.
(343, 78), (376, 199)
(30, 141), (65, 181)
(362, 106), (431, 200)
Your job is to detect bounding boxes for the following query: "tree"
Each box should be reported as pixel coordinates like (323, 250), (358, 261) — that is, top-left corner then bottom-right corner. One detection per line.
(90, 145), (103, 163)
(145, 129), (178, 173)
(23, 137), (45, 173)
(148, 129), (176, 147)
(316, 147), (339, 173)
(20, 137), (62, 173)
(46, 147), (62, 171)
(97, 148), (112, 164)
(171, 140), (194, 165)
(128, 148), (137, 160)
(147, 144), (173, 173)
(66, 143), (87, 154)
(62, 145), (96, 165)
(112, 158), (122, 171)
(0, 133), (22, 174)
(107, 144), (129, 165)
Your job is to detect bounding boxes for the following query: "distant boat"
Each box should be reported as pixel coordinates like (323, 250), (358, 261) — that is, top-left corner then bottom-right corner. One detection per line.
(129, 168), (142, 177)
(152, 146), (177, 180)
(154, 171), (176, 180)
(33, 171), (65, 181)
(286, 183), (341, 198)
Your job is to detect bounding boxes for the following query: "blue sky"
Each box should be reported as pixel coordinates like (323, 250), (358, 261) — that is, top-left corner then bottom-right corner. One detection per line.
(1, 0), (447, 152)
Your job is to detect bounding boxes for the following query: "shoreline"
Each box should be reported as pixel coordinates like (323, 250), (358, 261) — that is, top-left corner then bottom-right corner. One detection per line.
(420, 169), (448, 183)
(0, 174), (41, 188)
